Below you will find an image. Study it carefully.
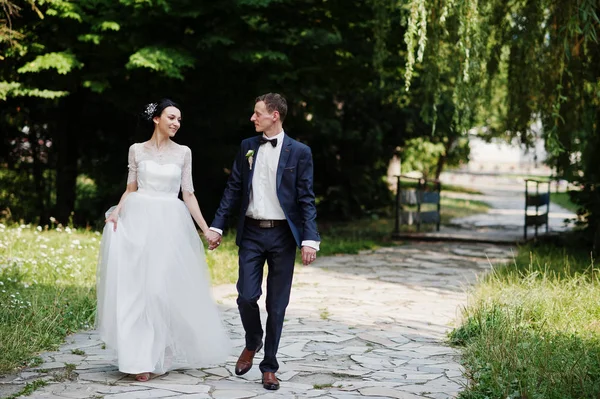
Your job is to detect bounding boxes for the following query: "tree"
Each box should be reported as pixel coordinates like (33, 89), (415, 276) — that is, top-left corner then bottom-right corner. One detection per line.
(2, 0), (436, 225)
(399, 0), (600, 246)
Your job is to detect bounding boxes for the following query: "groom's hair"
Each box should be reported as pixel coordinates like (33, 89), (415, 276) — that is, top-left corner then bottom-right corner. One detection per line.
(256, 93), (287, 122)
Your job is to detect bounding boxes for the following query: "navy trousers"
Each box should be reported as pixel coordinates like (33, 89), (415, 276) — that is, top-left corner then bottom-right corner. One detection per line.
(236, 222), (297, 373)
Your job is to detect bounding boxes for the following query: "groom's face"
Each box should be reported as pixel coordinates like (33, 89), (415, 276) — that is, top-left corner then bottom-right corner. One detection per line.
(251, 101), (276, 133)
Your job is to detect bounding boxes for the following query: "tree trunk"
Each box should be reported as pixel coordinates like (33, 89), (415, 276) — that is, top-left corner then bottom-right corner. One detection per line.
(435, 136), (457, 180)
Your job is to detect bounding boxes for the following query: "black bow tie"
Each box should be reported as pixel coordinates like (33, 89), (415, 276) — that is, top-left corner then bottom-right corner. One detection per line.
(259, 137), (277, 147)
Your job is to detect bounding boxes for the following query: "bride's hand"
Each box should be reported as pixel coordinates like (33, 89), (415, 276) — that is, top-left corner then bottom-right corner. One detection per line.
(205, 230), (222, 250)
(105, 211), (119, 231)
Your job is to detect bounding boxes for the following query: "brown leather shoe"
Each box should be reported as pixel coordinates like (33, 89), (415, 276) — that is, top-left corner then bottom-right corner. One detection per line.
(262, 371), (280, 390)
(234, 342), (263, 376)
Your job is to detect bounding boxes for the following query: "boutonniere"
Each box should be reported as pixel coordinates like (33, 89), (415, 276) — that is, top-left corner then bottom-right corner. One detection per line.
(245, 149), (255, 170)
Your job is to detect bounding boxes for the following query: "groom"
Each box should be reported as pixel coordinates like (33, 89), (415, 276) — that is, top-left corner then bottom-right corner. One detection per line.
(207, 93), (320, 390)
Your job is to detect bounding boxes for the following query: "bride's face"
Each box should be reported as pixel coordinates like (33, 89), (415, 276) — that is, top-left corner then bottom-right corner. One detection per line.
(154, 106), (181, 137)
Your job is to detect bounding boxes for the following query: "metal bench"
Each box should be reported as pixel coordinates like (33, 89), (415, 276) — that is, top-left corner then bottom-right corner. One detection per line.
(524, 179), (551, 240)
(393, 175), (441, 234)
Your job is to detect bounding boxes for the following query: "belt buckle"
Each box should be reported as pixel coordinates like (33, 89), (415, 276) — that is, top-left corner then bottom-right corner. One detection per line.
(258, 220), (273, 228)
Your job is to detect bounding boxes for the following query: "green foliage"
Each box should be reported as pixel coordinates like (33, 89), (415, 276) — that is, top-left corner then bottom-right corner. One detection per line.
(77, 33), (101, 44)
(0, 82), (68, 99)
(398, 0), (600, 247)
(400, 138), (445, 179)
(96, 21), (120, 31)
(0, 0), (479, 226)
(17, 52), (83, 75)
(126, 47), (195, 80)
(400, 136), (469, 179)
(452, 242), (600, 398)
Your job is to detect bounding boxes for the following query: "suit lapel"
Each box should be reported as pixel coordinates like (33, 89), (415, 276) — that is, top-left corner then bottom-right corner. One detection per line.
(277, 135), (292, 189)
(247, 136), (261, 192)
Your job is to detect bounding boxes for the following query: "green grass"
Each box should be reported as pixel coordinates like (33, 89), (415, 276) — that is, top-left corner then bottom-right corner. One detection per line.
(0, 224), (98, 373)
(205, 231), (239, 284)
(5, 379), (47, 399)
(499, 173), (555, 181)
(316, 197), (489, 256)
(440, 197), (489, 223)
(442, 184), (484, 195)
(551, 191), (580, 213)
(450, 242), (600, 399)
(398, 180), (483, 195)
(313, 383), (334, 389)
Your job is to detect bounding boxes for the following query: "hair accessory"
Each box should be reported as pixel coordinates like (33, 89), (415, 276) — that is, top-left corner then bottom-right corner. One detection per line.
(143, 102), (158, 121)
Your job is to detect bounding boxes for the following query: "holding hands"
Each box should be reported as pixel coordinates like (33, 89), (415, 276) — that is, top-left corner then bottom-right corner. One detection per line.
(205, 230), (222, 250)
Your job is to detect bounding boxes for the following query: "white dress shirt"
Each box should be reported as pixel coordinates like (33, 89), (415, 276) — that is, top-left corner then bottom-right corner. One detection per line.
(246, 131), (287, 220)
(211, 131), (319, 251)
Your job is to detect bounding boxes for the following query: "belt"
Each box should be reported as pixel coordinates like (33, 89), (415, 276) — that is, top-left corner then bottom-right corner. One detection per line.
(245, 217), (287, 228)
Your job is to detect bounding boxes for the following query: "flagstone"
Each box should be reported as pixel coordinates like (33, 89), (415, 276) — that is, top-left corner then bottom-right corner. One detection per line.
(77, 370), (124, 383)
(359, 387), (423, 399)
(103, 388), (179, 398)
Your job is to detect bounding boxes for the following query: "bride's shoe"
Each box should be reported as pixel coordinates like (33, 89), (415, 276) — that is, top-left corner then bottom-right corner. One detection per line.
(134, 373), (150, 382)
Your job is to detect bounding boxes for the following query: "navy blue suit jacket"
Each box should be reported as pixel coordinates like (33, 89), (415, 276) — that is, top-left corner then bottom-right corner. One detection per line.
(212, 134), (320, 248)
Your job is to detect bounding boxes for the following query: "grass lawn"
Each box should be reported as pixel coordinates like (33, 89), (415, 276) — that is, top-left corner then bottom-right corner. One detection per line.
(0, 185), (490, 374)
(0, 224), (98, 374)
(551, 191), (580, 213)
(450, 241), (600, 398)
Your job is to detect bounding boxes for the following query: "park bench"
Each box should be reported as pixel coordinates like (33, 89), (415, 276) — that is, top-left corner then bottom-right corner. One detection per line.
(524, 179), (551, 240)
(393, 175), (441, 235)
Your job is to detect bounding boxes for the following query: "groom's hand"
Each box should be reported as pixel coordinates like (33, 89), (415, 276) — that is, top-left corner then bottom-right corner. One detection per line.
(301, 246), (317, 265)
(206, 230), (222, 250)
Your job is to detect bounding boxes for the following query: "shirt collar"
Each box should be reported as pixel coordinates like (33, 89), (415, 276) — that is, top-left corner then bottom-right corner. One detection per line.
(263, 130), (285, 145)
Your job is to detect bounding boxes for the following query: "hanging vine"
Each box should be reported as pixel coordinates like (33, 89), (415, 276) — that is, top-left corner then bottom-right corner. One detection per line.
(403, 0), (427, 91)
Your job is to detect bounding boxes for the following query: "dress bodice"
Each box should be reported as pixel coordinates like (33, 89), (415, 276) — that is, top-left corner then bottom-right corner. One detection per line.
(127, 141), (194, 195)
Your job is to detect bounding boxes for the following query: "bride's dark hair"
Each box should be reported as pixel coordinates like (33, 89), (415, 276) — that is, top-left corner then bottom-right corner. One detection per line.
(142, 98), (180, 121)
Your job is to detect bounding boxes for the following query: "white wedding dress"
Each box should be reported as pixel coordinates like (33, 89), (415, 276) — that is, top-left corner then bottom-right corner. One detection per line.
(96, 141), (231, 375)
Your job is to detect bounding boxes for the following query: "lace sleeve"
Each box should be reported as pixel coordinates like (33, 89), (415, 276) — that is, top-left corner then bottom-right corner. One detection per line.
(181, 146), (195, 193)
(126, 144), (137, 185)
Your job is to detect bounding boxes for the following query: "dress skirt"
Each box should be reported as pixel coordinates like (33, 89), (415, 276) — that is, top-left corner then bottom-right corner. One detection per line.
(96, 191), (231, 374)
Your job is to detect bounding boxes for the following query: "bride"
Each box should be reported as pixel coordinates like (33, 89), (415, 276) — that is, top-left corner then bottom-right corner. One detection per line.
(96, 99), (231, 382)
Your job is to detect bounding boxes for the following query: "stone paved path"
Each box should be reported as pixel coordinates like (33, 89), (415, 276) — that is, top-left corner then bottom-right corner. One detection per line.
(2, 242), (514, 399)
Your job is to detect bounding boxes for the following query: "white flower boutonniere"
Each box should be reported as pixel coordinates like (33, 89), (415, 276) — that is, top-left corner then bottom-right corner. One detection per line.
(245, 150), (255, 170)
